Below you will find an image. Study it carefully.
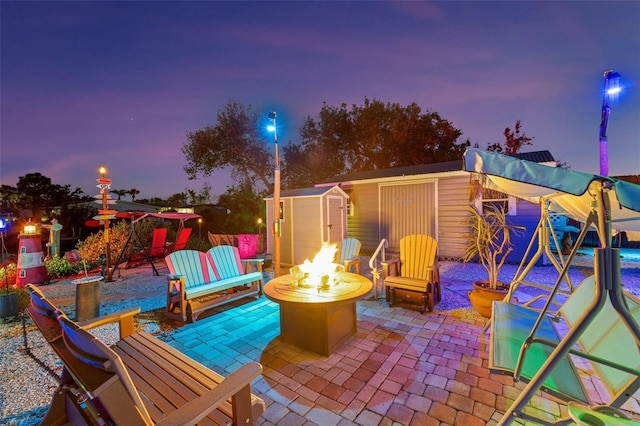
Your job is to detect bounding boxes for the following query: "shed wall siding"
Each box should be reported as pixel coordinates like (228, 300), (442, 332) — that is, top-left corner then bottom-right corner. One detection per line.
(346, 182), (381, 253)
(437, 175), (473, 259)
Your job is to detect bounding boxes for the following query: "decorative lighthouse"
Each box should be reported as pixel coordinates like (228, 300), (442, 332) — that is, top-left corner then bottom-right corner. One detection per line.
(16, 221), (47, 287)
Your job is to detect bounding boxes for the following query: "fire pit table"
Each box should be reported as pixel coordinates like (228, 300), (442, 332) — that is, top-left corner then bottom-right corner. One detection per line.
(263, 272), (373, 356)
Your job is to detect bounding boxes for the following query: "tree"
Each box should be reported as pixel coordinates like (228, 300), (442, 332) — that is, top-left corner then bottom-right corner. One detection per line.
(110, 189), (129, 201)
(487, 120), (533, 155)
(13, 173), (86, 219)
(1, 173), (92, 249)
(187, 183), (213, 205)
(283, 98), (470, 188)
(216, 180), (264, 234)
(128, 188), (140, 202)
(183, 101), (274, 192)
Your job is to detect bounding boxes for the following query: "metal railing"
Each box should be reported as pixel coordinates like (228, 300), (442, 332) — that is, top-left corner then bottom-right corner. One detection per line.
(369, 239), (389, 299)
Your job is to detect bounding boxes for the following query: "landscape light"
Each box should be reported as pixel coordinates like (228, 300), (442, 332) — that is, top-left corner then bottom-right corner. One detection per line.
(23, 220), (37, 235)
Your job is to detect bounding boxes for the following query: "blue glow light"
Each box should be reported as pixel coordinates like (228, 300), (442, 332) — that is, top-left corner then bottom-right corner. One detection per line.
(267, 125), (275, 132)
(0, 219), (6, 230)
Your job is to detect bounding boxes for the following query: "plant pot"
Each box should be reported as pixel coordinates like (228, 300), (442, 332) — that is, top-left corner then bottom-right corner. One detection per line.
(468, 280), (509, 318)
(0, 292), (19, 318)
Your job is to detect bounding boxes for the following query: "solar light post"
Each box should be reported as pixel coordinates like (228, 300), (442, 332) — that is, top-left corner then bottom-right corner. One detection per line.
(267, 111), (281, 277)
(599, 70), (621, 176)
(97, 166), (114, 282)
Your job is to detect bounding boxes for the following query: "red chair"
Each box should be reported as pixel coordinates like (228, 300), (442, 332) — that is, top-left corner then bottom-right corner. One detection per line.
(126, 227), (167, 268)
(149, 228), (168, 259)
(167, 227), (192, 254)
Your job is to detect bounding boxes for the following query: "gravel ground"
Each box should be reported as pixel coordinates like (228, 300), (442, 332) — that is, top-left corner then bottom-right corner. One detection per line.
(1, 253), (639, 425)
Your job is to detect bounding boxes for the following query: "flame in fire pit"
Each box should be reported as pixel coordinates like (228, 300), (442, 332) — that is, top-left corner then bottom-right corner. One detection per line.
(290, 242), (345, 288)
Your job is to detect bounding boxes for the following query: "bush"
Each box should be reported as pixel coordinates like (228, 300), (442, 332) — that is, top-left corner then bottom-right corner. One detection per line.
(45, 255), (86, 279)
(0, 261), (17, 288)
(77, 221), (133, 265)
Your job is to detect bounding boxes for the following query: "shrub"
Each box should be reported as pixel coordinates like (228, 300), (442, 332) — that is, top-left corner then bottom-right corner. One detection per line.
(77, 221), (133, 265)
(45, 255), (85, 279)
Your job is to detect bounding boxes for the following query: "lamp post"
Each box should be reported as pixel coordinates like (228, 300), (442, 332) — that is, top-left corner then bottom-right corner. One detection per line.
(257, 218), (263, 253)
(267, 111), (281, 276)
(97, 166), (113, 282)
(599, 70), (621, 176)
(198, 218), (202, 239)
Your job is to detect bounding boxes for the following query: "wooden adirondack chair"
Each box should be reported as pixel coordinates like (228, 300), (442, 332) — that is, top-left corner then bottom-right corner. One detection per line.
(336, 238), (362, 274)
(25, 284), (265, 425)
(384, 234), (441, 313)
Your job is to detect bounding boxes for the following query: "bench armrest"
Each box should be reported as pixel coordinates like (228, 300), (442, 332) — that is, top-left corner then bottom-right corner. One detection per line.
(166, 274), (184, 279)
(241, 258), (264, 273)
(156, 361), (263, 426)
(78, 307), (140, 340)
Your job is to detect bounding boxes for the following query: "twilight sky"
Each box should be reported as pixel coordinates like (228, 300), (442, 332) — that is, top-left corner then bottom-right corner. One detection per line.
(1, 1), (639, 200)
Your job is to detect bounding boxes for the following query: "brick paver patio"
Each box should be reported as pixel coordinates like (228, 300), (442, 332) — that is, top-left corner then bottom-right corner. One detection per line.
(165, 293), (575, 425)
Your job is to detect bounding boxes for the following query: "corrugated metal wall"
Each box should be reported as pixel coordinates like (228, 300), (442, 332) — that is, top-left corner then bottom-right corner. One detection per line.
(379, 182), (435, 251)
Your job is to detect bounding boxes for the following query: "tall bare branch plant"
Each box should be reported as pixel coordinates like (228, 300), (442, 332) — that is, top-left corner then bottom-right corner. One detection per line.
(462, 205), (525, 289)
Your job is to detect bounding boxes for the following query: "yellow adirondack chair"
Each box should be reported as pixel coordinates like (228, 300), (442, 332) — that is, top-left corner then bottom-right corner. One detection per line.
(384, 234), (441, 313)
(336, 238), (362, 274)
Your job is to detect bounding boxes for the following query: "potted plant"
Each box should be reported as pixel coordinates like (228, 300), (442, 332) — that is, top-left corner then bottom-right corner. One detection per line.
(0, 260), (21, 319)
(462, 205), (525, 318)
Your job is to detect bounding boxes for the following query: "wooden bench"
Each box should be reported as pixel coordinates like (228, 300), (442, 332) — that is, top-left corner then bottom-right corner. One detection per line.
(490, 275), (640, 419)
(25, 284), (265, 425)
(165, 246), (263, 322)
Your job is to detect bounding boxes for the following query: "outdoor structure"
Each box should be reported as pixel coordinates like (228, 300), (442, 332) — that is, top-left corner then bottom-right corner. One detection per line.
(314, 152), (557, 261)
(463, 147), (640, 425)
(264, 185), (348, 267)
(16, 221), (46, 286)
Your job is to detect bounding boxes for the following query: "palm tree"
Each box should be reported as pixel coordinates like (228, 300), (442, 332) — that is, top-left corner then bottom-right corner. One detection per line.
(129, 188), (140, 202)
(110, 189), (129, 201)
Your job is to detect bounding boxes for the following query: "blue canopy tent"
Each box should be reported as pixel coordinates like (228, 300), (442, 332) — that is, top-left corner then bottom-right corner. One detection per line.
(463, 148), (640, 425)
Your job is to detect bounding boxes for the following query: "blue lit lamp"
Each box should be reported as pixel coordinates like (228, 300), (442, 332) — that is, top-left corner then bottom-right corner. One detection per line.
(267, 111), (281, 276)
(599, 70), (621, 176)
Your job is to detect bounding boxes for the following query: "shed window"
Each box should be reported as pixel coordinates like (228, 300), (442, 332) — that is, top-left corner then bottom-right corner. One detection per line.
(478, 188), (517, 216)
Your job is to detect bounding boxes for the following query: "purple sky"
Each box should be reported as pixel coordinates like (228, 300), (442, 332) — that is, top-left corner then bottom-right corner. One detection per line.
(2, 1), (639, 200)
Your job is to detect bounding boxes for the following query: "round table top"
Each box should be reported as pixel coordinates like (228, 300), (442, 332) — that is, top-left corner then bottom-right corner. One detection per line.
(72, 276), (104, 285)
(264, 272), (373, 305)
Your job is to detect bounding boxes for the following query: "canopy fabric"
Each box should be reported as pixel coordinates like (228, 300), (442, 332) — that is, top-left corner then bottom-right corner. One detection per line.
(463, 148), (640, 234)
(116, 212), (201, 221)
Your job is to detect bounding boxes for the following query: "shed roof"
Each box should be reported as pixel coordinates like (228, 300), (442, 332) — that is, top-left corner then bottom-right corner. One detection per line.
(512, 150), (555, 163)
(316, 150), (556, 186)
(264, 185), (348, 200)
(317, 160), (462, 185)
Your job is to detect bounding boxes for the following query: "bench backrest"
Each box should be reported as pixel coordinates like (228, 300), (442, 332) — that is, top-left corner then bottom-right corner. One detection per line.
(560, 275), (640, 397)
(165, 249), (217, 289)
(398, 234), (438, 280)
(207, 245), (245, 280)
